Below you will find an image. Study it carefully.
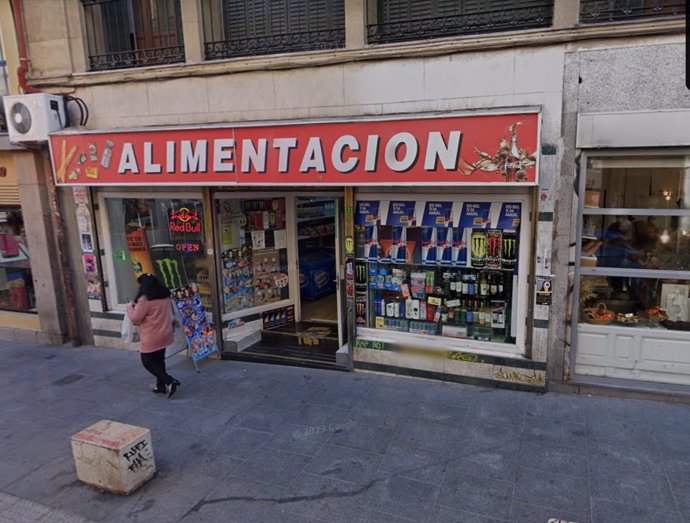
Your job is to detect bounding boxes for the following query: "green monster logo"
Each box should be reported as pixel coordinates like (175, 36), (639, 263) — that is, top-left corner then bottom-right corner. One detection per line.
(502, 235), (518, 267)
(471, 230), (487, 268)
(155, 258), (184, 289)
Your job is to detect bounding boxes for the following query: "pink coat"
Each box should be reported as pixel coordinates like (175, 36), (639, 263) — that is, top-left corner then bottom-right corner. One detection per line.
(126, 296), (174, 353)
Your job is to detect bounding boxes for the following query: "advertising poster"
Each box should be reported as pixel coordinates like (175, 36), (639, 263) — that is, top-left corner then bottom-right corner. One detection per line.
(421, 201), (453, 227)
(355, 201), (381, 225)
(387, 201), (417, 226)
(125, 227), (155, 278)
(536, 276), (553, 305)
(497, 203), (522, 230)
(173, 292), (218, 362)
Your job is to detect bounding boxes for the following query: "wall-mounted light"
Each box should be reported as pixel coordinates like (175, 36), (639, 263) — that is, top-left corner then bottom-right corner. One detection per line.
(661, 189), (672, 201)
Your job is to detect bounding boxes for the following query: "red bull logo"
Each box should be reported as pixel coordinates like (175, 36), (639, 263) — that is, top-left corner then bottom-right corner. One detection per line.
(169, 207), (202, 233)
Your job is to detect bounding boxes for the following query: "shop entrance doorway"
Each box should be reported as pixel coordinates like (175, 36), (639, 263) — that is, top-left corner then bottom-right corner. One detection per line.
(296, 196), (338, 324)
(215, 191), (345, 369)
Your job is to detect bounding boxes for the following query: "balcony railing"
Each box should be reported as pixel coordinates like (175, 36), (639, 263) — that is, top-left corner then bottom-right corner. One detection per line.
(82, 0), (185, 71)
(205, 29), (345, 60)
(579, 0), (686, 24)
(368, 1), (554, 44)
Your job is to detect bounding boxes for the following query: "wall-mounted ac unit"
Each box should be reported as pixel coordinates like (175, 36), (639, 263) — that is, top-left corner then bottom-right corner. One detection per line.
(2, 93), (66, 143)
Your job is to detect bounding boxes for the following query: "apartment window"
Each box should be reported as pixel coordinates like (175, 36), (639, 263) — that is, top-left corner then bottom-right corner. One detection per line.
(202, 0), (345, 60)
(82, 0), (185, 71)
(579, 0), (685, 23)
(367, 0), (554, 44)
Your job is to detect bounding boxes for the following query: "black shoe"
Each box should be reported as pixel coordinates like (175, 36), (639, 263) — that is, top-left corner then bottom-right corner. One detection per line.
(152, 387), (167, 394)
(168, 379), (180, 399)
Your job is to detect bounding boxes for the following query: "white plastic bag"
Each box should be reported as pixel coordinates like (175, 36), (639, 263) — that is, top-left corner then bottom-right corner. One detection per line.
(166, 301), (187, 356)
(121, 313), (140, 343)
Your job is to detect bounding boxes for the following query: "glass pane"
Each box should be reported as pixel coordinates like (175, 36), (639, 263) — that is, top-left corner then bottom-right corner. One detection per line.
(581, 215), (690, 272)
(354, 197), (523, 346)
(105, 198), (211, 307)
(585, 157), (690, 210)
(579, 274), (690, 329)
(217, 197), (290, 314)
(0, 208), (35, 312)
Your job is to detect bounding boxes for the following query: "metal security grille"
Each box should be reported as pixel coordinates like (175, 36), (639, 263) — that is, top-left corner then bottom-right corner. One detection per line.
(82, 0), (185, 71)
(579, 0), (685, 23)
(368, 0), (554, 44)
(203, 0), (345, 60)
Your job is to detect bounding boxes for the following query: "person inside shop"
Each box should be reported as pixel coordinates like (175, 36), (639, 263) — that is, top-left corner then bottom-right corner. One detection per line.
(127, 274), (181, 398)
(599, 216), (639, 297)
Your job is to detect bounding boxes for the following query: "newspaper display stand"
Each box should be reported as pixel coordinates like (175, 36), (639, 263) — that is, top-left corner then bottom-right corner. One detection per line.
(170, 287), (219, 372)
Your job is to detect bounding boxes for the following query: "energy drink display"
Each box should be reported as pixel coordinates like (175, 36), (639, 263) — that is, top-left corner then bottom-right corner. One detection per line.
(471, 229), (488, 268)
(501, 230), (518, 269)
(355, 198), (521, 346)
(486, 229), (503, 269)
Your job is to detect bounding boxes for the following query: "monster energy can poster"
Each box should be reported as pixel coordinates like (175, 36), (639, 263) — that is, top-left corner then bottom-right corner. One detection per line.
(173, 293), (218, 362)
(150, 244), (188, 289)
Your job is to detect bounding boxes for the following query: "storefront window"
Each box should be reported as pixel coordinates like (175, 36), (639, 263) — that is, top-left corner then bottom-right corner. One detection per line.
(216, 197), (290, 316)
(0, 208), (35, 312)
(578, 156), (690, 331)
(105, 198), (211, 307)
(354, 199), (524, 345)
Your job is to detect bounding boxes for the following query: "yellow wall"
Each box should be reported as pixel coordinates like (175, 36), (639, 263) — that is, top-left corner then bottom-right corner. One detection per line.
(0, 1), (20, 94)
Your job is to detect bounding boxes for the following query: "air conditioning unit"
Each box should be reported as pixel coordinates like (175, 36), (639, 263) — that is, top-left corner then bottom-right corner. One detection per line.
(3, 93), (66, 143)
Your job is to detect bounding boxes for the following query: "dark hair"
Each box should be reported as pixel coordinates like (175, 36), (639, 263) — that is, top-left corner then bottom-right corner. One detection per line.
(135, 274), (171, 301)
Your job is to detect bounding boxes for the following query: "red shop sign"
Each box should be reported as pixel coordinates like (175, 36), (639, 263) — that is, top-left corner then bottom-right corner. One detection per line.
(49, 112), (540, 186)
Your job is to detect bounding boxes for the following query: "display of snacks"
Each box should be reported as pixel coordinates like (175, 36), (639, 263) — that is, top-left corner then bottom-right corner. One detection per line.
(615, 312), (640, 326)
(640, 306), (668, 322)
(583, 303), (614, 325)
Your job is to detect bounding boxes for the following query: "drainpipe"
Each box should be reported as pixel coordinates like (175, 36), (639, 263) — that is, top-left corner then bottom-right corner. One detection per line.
(11, 0), (40, 93)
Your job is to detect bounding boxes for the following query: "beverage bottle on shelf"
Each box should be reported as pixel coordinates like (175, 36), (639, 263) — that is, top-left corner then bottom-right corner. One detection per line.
(466, 300), (474, 324)
(459, 300), (467, 325)
(498, 272), (505, 297)
(490, 273), (498, 296)
(479, 272), (488, 297)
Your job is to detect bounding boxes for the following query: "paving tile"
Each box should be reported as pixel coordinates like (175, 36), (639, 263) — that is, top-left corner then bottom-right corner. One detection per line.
(264, 423), (334, 457)
(452, 420), (521, 457)
(395, 418), (459, 452)
(588, 438), (665, 476)
(181, 477), (285, 522)
(449, 449), (519, 481)
(363, 475), (439, 521)
(304, 444), (383, 485)
(308, 386), (369, 411)
(525, 393), (586, 424)
(211, 426), (274, 459)
(2, 456), (76, 504)
(229, 404), (294, 433)
(517, 441), (588, 478)
(522, 418), (588, 449)
(431, 505), (507, 522)
(589, 463), (675, 510)
(665, 458), (690, 483)
(510, 501), (591, 523)
(348, 400), (408, 430)
(591, 498), (682, 523)
(463, 393), (528, 425)
(292, 403), (353, 427)
(408, 401), (468, 427)
(514, 467), (590, 514)
(378, 443), (449, 485)
(232, 448), (311, 487)
(280, 472), (390, 523)
(438, 470), (514, 520)
(328, 421), (396, 455)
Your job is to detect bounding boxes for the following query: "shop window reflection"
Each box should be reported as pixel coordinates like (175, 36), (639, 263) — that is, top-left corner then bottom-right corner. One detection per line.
(0, 208), (35, 312)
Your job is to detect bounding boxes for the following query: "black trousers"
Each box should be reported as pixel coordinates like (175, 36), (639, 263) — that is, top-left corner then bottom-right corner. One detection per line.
(140, 348), (175, 390)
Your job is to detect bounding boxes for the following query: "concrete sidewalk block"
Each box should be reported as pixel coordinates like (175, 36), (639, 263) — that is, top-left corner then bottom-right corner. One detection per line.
(71, 420), (155, 495)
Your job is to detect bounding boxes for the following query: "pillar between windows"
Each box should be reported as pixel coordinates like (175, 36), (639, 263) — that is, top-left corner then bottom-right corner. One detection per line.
(181, 0), (204, 63)
(553, 0), (580, 28)
(345, 0), (367, 49)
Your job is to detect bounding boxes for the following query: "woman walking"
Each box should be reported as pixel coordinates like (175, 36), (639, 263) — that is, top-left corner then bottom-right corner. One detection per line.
(127, 274), (181, 398)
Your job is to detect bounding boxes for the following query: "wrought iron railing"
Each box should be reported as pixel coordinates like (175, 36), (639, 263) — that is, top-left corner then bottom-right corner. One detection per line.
(368, 2), (553, 44)
(89, 46), (185, 71)
(205, 29), (345, 60)
(82, 0), (185, 71)
(580, 0), (685, 23)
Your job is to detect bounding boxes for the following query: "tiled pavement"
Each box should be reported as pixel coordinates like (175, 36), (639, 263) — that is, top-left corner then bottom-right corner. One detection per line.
(0, 340), (689, 523)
